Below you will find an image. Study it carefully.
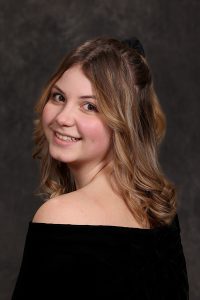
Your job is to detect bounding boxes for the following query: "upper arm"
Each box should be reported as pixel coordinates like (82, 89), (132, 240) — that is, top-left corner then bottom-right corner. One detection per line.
(32, 197), (60, 223)
(32, 194), (96, 224)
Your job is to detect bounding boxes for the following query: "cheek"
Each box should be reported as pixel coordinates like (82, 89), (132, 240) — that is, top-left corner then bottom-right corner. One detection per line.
(42, 104), (53, 128)
(81, 120), (112, 146)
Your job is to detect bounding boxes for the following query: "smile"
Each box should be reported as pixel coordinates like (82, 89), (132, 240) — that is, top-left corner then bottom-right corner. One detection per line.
(55, 132), (81, 142)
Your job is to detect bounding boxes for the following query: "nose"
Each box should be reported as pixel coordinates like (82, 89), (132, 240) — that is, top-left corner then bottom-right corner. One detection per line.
(55, 105), (76, 127)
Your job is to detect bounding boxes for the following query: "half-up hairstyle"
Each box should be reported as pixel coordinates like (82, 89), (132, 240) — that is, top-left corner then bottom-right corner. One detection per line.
(32, 36), (177, 228)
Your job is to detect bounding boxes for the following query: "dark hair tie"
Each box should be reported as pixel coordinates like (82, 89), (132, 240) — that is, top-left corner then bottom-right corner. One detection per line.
(121, 37), (145, 57)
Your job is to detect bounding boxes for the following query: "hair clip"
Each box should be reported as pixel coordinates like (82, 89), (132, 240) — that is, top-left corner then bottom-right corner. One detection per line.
(121, 37), (145, 57)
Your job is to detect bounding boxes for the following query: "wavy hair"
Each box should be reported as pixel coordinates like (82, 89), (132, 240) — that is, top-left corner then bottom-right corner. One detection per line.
(32, 36), (177, 228)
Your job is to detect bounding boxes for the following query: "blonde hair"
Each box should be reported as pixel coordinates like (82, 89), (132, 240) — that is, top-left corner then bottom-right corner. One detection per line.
(32, 36), (177, 228)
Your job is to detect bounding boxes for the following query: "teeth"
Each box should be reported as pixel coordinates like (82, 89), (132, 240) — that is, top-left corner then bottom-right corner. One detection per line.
(55, 132), (80, 142)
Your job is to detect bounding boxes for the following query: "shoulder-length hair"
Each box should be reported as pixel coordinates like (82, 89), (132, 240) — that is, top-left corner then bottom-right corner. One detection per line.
(32, 36), (177, 228)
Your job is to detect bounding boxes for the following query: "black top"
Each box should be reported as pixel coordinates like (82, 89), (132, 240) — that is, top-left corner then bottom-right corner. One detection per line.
(12, 214), (189, 300)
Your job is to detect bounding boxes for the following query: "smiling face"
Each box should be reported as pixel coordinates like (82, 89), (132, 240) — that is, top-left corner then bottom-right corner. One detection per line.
(42, 64), (113, 169)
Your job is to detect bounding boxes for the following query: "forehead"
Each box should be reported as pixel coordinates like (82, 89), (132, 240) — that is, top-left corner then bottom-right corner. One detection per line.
(55, 65), (94, 94)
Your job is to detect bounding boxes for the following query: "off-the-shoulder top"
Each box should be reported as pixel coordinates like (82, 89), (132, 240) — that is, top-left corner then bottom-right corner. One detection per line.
(12, 214), (189, 299)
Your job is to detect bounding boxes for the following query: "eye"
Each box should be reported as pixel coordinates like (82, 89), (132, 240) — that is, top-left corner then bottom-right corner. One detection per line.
(51, 92), (65, 102)
(83, 102), (98, 112)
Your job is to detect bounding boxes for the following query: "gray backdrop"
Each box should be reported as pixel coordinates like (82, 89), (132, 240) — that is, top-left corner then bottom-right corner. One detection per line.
(0, 0), (199, 299)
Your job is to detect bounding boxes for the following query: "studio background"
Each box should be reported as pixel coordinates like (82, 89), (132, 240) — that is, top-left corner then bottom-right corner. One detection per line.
(0, 0), (199, 299)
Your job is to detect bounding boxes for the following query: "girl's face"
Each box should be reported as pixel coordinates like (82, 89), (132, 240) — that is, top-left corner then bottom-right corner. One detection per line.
(42, 64), (113, 168)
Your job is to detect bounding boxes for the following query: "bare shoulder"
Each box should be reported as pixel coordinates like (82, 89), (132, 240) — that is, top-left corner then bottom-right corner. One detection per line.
(32, 191), (102, 225)
(32, 189), (143, 228)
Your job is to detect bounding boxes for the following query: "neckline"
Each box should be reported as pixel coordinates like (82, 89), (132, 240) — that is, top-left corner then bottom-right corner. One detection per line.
(29, 220), (172, 232)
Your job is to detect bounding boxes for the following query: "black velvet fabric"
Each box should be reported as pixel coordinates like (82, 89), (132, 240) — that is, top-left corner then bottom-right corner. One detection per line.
(12, 214), (189, 299)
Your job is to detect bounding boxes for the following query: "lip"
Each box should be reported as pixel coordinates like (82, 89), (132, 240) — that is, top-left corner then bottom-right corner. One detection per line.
(53, 132), (81, 146)
(55, 131), (81, 139)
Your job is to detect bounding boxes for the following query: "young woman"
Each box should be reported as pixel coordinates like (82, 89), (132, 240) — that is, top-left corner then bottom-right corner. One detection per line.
(12, 36), (189, 299)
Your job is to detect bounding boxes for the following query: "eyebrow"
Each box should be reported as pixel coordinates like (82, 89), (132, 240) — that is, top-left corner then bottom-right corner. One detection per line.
(52, 84), (97, 100)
